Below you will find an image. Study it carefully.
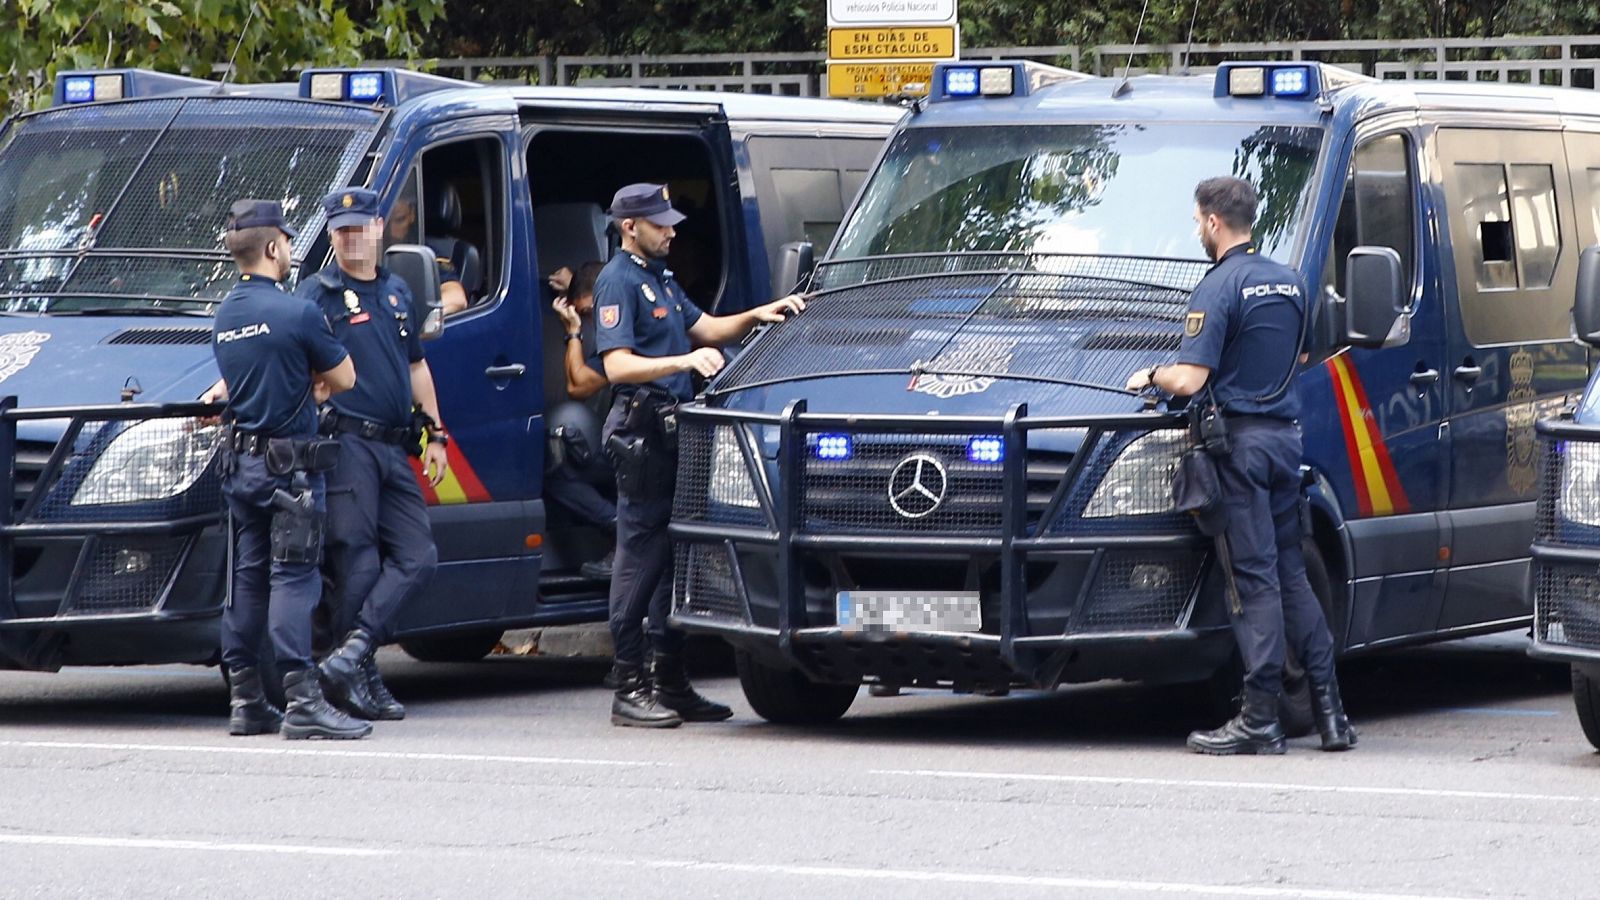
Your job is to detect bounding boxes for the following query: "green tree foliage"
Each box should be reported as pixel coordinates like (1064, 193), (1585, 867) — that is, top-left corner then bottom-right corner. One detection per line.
(2, 0), (443, 116)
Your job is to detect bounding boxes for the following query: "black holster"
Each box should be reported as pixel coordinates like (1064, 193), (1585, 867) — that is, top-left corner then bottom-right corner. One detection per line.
(606, 388), (678, 497)
(269, 470), (323, 565)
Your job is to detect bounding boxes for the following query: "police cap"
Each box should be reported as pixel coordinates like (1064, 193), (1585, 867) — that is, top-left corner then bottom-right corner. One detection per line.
(322, 187), (381, 231)
(607, 183), (686, 226)
(227, 199), (297, 239)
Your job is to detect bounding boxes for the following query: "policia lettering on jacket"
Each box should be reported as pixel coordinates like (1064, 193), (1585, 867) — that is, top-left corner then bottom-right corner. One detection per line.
(208, 198), (369, 741)
(1125, 176), (1356, 756)
(594, 182), (807, 728)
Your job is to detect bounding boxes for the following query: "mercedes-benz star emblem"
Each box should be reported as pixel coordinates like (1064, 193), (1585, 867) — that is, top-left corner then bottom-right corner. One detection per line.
(888, 453), (948, 519)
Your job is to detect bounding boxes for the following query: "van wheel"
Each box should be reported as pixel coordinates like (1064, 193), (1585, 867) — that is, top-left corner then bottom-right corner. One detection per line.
(400, 630), (503, 663)
(1571, 665), (1600, 751)
(735, 650), (857, 725)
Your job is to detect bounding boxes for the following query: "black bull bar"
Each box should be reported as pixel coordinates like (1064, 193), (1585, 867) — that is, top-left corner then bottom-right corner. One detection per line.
(1530, 415), (1600, 665)
(0, 396), (224, 668)
(667, 399), (1222, 685)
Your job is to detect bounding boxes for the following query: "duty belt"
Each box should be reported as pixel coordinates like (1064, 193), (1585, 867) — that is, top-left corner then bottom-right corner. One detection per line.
(229, 429), (277, 456)
(322, 411), (412, 445)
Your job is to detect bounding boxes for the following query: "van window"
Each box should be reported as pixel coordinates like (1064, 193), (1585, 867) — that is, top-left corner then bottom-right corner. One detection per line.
(386, 136), (505, 312)
(747, 135), (885, 293)
(1438, 128), (1572, 346)
(1329, 133), (1416, 296)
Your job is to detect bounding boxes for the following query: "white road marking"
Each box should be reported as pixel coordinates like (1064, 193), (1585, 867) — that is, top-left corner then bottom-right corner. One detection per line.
(0, 833), (393, 858)
(0, 739), (662, 768)
(872, 768), (1595, 804)
(629, 857), (1472, 899)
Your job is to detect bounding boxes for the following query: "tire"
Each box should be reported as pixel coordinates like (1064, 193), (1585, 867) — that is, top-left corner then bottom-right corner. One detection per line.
(399, 630), (503, 663)
(735, 650), (858, 725)
(1571, 665), (1600, 751)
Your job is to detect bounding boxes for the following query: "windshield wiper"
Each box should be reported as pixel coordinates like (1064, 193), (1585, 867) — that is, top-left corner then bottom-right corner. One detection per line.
(705, 366), (1140, 399)
(47, 306), (213, 317)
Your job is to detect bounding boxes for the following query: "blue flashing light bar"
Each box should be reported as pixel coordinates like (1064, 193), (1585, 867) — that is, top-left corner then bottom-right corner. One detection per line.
(52, 70), (215, 107)
(816, 434), (854, 461)
(1213, 62), (1370, 101)
(929, 60), (1087, 103)
(298, 68), (476, 107)
(967, 435), (1004, 464)
(62, 77), (95, 104)
(1271, 66), (1310, 97)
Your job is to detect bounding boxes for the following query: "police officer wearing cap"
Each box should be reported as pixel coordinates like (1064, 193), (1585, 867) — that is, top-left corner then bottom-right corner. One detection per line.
(596, 183), (805, 727)
(1126, 176), (1356, 755)
(209, 198), (368, 740)
(299, 188), (449, 723)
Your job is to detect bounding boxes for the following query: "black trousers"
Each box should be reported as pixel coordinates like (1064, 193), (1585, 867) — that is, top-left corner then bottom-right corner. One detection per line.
(220, 455), (324, 672)
(1214, 418), (1337, 697)
(323, 434), (439, 644)
(603, 399), (684, 667)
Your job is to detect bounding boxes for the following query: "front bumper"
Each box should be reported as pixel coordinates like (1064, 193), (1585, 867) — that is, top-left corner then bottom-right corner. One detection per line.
(1530, 416), (1600, 667)
(668, 401), (1236, 689)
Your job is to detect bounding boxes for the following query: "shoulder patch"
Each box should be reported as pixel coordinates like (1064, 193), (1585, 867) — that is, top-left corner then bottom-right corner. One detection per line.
(599, 305), (621, 329)
(1185, 311), (1206, 338)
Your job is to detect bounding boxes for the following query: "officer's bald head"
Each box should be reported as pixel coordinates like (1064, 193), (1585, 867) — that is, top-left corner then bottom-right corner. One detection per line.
(1194, 177), (1258, 232)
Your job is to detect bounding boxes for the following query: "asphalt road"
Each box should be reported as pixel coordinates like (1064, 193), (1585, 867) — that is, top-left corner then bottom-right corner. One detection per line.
(0, 633), (1595, 899)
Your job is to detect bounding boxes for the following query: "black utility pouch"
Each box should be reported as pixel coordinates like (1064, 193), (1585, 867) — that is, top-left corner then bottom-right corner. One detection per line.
(264, 438), (299, 476)
(301, 438), (341, 473)
(1172, 445), (1228, 537)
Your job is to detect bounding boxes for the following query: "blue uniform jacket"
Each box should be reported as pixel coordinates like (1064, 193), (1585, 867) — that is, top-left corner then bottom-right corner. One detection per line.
(213, 274), (348, 438)
(593, 252), (704, 402)
(1176, 242), (1308, 420)
(296, 263), (424, 428)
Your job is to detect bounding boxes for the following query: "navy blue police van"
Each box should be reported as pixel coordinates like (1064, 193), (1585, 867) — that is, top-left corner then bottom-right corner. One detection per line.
(1530, 253), (1600, 751)
(669, 59), (1600, 724)
(0, 66), (901, 676)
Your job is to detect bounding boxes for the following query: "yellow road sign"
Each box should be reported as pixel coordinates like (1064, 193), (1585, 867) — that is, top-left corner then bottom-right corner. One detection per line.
(828, 26), (957, 61)
(826, 62), (936, 98)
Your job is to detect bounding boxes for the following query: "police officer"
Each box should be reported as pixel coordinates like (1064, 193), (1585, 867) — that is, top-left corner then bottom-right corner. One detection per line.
(301, 188), (449, 722)
(547, 261), (618, 580)
(386, 194), (469, 316)
(1125, 176), (1356, 755)
(209, 198), (367, 740)
(596, 183), (804, 727)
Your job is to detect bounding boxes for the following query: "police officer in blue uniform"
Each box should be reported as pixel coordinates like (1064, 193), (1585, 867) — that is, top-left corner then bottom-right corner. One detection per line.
(209, 198), (368, 740)
(596, 183), (805, 727)
(1126, 176), (1356, 755)
(300, 188), (450, 723)
(547, 261), (618, 580)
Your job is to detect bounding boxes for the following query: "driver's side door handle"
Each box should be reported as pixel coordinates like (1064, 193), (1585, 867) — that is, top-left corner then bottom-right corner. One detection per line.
(1409, 368), (1440, 389)
(485, 363), (526, 378)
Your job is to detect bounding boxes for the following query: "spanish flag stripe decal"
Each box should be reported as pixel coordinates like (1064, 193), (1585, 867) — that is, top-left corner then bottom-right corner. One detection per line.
(1326, 357), (1410, 517)
(411, 442), (493, 506)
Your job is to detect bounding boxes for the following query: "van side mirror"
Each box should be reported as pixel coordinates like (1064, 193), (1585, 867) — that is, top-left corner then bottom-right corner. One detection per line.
(384, 244), (444, 340)
(774, 241), (815, 296)
(1575, 245), (1600, 346)
(1332, 246), (1407, 349)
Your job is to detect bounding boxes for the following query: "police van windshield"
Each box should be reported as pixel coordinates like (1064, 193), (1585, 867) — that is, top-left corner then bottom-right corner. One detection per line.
(0, 98), (382, 313)
(832, 123), (1323, 265)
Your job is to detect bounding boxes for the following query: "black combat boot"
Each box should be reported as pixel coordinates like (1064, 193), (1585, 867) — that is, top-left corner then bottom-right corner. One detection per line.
(319, 629), (380, 721)
(652, 653), (733, 722)
(1186, 686), (1287, 755)
(610, 663), (682, 728)
(362, 654), (406, 721)
(1311, 679), (1357, 751)
(282, 668), (372, 740)
(227, 667), (283, 736)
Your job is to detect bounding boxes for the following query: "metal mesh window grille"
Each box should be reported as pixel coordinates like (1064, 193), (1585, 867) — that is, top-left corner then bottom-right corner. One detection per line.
(802, 434), (1005, 534)
(1535, 560), (1600, 650)
(719, 255), (1207, 398)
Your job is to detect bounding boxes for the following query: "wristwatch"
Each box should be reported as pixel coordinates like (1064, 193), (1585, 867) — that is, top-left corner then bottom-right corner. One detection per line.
(563, 332), (582, 342)
(427, 430), (450, 446)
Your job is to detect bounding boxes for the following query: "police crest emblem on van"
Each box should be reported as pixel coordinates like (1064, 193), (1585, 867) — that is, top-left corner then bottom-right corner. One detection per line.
(911, 337), (1014, 400)
(0, 331), (50, 385)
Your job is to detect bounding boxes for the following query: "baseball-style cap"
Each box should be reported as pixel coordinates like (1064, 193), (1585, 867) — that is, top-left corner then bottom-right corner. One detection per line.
(322, 187), (381, 230)
(607, 183), (686, 226)
(227, 199), (298, 239)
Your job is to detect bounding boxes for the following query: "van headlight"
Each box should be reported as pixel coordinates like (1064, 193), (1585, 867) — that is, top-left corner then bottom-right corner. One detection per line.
(1083, 429), (1188, 518)
(72, 420), (223, 506)
(709, 427), (761, 510)
(1560, 440), (1600, 527)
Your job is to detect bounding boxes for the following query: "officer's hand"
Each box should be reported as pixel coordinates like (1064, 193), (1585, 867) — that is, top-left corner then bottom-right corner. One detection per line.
(312, 377), (333, 404)
(422, 441), (449, 486)
(1124, 370), (1149, 392)
(681, 347), (726, 378)
(546, 267), (573, 295)
(753, 293), (807, 323)
(196, 381), (227, 427)
(552, 295), (582, 332)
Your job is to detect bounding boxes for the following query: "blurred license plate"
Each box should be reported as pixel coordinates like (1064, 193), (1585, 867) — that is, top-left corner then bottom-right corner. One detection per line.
(836, 591), (981, 633)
